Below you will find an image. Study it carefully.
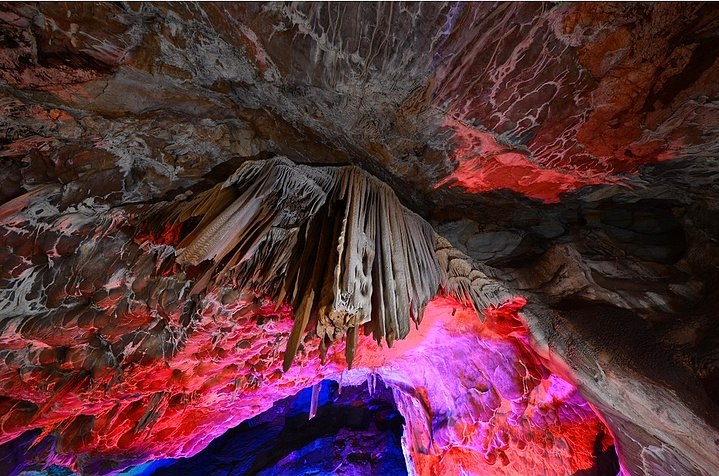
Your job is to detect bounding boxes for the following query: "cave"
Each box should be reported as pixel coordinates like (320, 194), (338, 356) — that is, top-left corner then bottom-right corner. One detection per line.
(0, 2), (718, 476)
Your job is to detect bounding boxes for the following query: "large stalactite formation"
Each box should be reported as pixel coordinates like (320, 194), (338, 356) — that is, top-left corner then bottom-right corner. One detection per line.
(156, 157), (442, 368)
(0, 2), (718, 476)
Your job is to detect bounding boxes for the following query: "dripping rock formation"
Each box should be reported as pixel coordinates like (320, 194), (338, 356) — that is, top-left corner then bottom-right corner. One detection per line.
(1, 2), (718, 476)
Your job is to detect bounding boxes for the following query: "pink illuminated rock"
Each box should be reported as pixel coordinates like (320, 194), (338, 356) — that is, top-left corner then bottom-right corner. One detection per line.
(0, 192), (610, 474)
(352, 297), (609, 476)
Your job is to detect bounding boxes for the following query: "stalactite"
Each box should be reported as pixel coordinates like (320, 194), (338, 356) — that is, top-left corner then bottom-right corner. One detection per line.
(435, 235), (515, 318)
(161, 157), (443, 370)
(308, 382), (321, 420)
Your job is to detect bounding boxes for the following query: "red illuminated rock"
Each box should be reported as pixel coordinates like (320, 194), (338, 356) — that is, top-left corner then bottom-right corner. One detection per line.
(0, 169), (612, 476)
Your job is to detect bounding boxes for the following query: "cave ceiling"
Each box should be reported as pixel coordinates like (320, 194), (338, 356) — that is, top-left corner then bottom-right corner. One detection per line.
(1, 2), (718, 476)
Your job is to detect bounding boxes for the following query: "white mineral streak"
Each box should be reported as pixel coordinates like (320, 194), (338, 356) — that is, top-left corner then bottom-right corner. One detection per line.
(308, 381), (321, 420)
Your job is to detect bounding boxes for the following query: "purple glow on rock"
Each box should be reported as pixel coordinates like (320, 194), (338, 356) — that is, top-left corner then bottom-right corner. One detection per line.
(346, 297), (614, 475)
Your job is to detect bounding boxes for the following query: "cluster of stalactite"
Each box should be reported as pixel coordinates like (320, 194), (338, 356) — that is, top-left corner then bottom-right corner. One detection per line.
(150, 157), (443, 369)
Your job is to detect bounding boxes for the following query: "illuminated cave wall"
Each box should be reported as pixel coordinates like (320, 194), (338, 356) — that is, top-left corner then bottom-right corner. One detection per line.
(0, 176), (618, 475)
(0, 285), (618, 476)
(1, 2), (719, 476)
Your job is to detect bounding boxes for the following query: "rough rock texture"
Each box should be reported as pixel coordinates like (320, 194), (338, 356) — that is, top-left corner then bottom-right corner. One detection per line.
(1, 2), (718, 476)
(0, 162), (611, 476)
